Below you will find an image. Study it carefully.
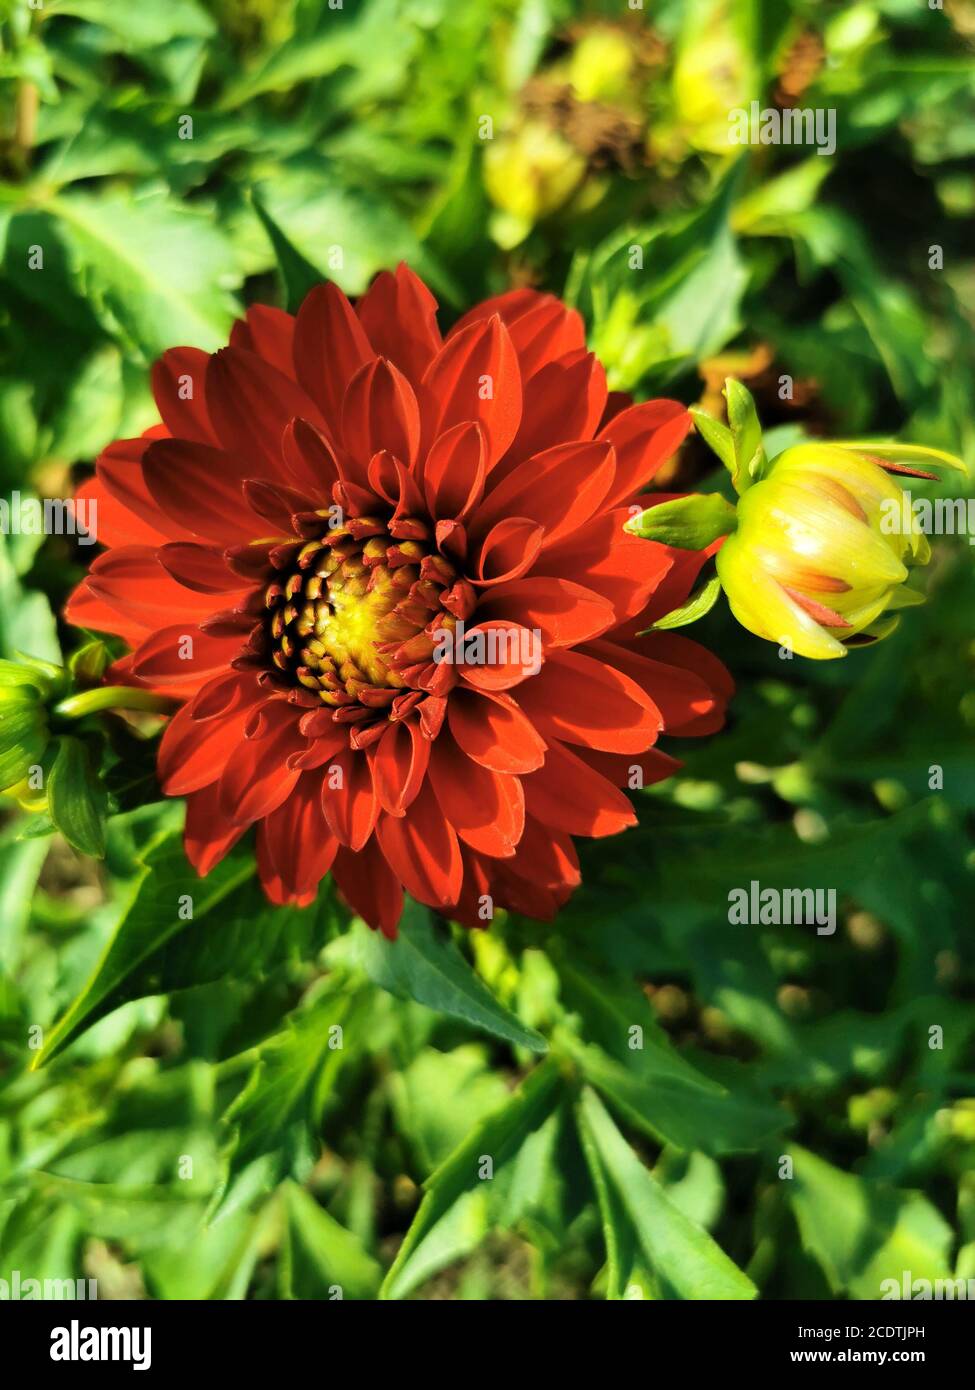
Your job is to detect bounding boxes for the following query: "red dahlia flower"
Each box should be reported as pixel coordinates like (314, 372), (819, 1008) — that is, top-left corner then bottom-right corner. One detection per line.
(66, 265), (731, 936)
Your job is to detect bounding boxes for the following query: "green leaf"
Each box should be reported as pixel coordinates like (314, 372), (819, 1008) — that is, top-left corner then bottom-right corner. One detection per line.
(247, 166), (458, 300)
(688, 409), (735, 472)
(214, 991), (362, 1221)
(625, 494), (738, 550)
(251, 194), (326, 315)
(0, 532), (61, 666)
(29, 833), (256, 1066)
(117, 865), (336, 1002)
(28, 831), (345, 1066)
(50, 191), (241, 359)
(390, 1044), (511, 1176)
(141, 1209), (261, 1300)
(788, 1145), (954, 1299)
(47, 736), (106, 859)
(577, 1088), (757, 1300)
(567, 174), (747, 391)
(644, 573), (723, 633)
(576, 1093), (655, 1300)
(552, 967), (786, 1156)
(0, 836), (49, 974)
(217, 2), (417, 111)
(0, 1200), (83, 1288)
(381, 1059), (563, 1299)
(279, 1181), (382, 1300)
(725, 378), (767, 486)
(339, 907), (547, 1054)
(45, 346), (126, 464)
(732, 158), (834, 235)
(689, 379), (768, 493)
(565, 1035), (785, 1156)
(45, 0), (215, 47)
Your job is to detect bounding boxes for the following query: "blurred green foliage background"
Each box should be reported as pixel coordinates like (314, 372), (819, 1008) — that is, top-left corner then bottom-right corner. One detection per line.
(0, 0), (973, 1300)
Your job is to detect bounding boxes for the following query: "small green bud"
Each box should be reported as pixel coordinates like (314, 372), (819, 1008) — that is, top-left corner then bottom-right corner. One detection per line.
(0, 677), (50, 796)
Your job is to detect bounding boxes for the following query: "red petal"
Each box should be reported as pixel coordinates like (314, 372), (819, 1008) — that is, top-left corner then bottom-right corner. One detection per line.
(130, 624), (241, 685)
(184, 782), (248, 875)
(641, 630), (735, 703)
(488, 859), (569, 921)
(157, 542), (247, 594)
(73, 474), (166, 550)
(473, 516), (545, 586)
(97, 437), (183, 543)
(342, 357), (421, 469)
(158, 701), (251, 795)
(447, 687), (546, 774)
(448, 289), (585, 377)
(584, 636), (723, 736)
(422, 420), (486, 521)
(523, 738), (636, 837)
(142, 438), (264, 544)
(151, 347), (215, 445)
(422, 315), (522, 470)
(540, 508), (673, 623)
(474, 440), (614, 548)
(780, 584), (848, 627)
(510, 815), (581, 889)
(293, 282), (373, 443)
(280, 418), (341, 501)
(457, 621), (543, 691)
(600, 391), (633, 429)
(64, 581), (151, 647)
(619, 631), (733, 735)
(376, 783), (463, 909)
(515, 648), (660, 753)
(367, 450), (423, 515)
(497, 352), (606, 477)
(86, 546), (224, 626)
(218, 704), (303, 823)
(474, 576), (616, 648)
(418, 694), (447, 740)
(636, 541), (717, 628)
(356, 263), (442, 385)
(258, 774), (338, 898)
(230, 304), (295, 377)
(257, 831), (310, 907)
(369, 719), (430, 816)
(578, 745), (682, 790)
(242, 478), (314, 533)
(428, 735), (524, 857)
(188, 671), (261, 722)
(332, 840), (403, 938)
(450, 849), (494, 929)
(597, 400), (691, 509)
(206, 346), (325, 476)
(321, 746), (379, 850)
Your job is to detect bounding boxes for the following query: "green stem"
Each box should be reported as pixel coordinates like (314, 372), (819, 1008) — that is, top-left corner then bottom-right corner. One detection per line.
(54, 687), (176, 720)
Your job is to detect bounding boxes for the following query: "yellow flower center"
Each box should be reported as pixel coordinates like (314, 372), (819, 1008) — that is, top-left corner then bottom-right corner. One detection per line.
(264, 526), (429, 704)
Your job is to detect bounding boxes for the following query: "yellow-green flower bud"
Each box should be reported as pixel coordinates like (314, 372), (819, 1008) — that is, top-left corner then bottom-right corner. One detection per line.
(568, 27), (637, 106)
(484, 120), (587, 241)
(716, 443), (954, 659)
(673, 0), (758, 155)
